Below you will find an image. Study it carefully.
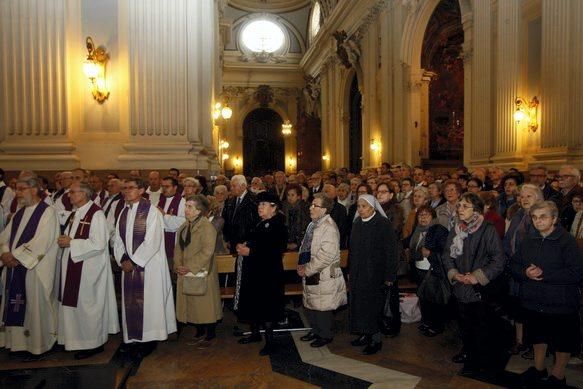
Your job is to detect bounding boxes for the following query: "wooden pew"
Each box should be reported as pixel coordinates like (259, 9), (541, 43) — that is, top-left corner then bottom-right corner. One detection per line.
(217, 250), (349, 300)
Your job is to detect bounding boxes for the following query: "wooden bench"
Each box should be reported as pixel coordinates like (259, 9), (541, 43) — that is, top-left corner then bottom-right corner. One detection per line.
(217, 250), (349, 299)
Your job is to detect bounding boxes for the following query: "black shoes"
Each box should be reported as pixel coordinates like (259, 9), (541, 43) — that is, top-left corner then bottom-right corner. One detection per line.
(421, 328), (443, 337)
(310, 338), (332, 348)
(519, 367), (548, 387)
(74, 345), (104, 360)
(238, 334), (262, 344)
(300, 332), (319, 342)
(545, 375), (567, 387)
(362, 342), (382, 355)
(452, 351), (468, 364)
(350, 334), (370, 347)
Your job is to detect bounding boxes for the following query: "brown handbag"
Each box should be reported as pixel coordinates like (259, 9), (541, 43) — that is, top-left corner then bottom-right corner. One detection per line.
(182, 274), (207, 296)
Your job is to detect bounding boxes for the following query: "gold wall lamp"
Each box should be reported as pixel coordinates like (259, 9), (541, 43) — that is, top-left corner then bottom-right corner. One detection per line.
(514, 96), (539, 132)
(281, 120), (293, 136)
(83, 37), (109, 103)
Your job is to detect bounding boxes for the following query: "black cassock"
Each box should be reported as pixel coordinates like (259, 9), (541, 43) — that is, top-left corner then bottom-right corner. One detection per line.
(348, 212), (397, 334)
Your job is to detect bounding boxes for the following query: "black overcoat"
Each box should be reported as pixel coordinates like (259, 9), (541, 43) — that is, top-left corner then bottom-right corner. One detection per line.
(236, 213), (288, 323)
(348, 213), (397, 334)
(222, 191), (259, 255)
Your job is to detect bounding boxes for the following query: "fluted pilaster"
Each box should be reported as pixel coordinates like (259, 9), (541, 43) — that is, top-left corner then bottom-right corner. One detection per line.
(470, 0), (492, 163)
(570, 0), (583, 146)
(0, 0), (68, 139)
(493, 0), (521, 160)
(540, 0), (570, 149)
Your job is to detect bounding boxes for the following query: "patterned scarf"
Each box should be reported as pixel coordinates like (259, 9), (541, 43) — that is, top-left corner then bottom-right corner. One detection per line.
(298, 215), (325, 265)
(450, 213), (484, 258)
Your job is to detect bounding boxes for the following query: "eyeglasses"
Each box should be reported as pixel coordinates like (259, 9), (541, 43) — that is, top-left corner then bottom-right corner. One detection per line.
(310, 203), (325, 209)
(531, 214), (553, 221)
(456, 203), (473, 210)
(124, 186), (139, 191)
(558, 175), (576, 180)
(15, 186), (31, 192)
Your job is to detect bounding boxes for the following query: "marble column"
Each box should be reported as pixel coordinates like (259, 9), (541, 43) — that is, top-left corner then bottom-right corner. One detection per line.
(469, 0), (492, 165)
(119, 0), (216, 170)
(492, 0), (523, 166)
(0, 0), (78, 169)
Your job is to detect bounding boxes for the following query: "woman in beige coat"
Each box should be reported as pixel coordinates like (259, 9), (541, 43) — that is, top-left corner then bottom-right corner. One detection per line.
(174, 195), (222, 348)
(297, 193), (347, 347)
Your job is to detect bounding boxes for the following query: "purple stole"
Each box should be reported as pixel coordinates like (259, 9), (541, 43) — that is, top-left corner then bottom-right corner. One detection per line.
(104, 193), (122, 217)
(2, 202), (49, 327)
(10, 197), (18, 214)
(58, 203), (101, 307)
(118, 198), (150, 341)
(91, 190), (108, 208)
(61, 191), (73, 211)
(158, 194), (182, 260)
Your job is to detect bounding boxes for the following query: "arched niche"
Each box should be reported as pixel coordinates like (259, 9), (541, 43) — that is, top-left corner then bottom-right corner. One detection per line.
(242, 108), (285, 176)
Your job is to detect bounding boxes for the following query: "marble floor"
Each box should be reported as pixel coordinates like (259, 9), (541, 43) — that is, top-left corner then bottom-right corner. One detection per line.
(2, 304), (583, 388)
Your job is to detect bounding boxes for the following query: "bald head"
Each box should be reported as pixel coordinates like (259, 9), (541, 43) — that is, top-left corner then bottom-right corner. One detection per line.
(148, 171), (161, 191)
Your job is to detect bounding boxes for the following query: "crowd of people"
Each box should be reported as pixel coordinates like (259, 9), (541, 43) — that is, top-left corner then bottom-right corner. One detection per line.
(1, 162), (583, 387)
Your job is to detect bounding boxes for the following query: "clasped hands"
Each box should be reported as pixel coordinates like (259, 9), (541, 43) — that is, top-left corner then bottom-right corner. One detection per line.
(176, 266), (191, 276)
(57, 235), (71, 248)
(236, 243), (250, 257)
(453, 272), (479, 285)
(297, 265), (306, 277)
(526, 264), (543, 281)
(0, 252), (19, 268)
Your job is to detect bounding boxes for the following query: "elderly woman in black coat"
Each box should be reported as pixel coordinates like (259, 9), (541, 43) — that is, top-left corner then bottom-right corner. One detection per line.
(348, 194), (398, 355)
(235, 191), (288, 356)
(443, 192), (506, 375)
(511, 201), (583, 388)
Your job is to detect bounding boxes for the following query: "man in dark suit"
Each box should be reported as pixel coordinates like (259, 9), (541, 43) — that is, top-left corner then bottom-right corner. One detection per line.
(308, 172), (323, 202)
(557, 165), (583, 230)
(528, 166), (562, 207)
(323, 184), (348, 249)
(222, 175), (259, 256)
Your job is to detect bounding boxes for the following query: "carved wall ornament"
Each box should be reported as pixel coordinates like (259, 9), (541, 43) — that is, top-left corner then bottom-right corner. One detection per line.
(302, 75), (321, 118)
(333, 30), (362, 69)
(254, 85), (275, 107)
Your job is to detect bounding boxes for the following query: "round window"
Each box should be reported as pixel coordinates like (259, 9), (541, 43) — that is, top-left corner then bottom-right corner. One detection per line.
(241, 20), (286, 53)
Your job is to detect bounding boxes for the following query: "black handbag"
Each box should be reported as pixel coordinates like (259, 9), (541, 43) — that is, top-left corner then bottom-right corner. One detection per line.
(417, 270), (451, 306)
(305, 273), (320, 285)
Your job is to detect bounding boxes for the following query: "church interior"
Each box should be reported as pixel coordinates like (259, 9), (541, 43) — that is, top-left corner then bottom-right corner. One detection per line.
(2, 0), (583, 387)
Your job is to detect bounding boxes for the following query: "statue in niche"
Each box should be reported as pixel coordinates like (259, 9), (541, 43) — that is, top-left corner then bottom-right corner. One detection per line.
(254, 85), (274, 108)
(302, 76), (321, 118)
(333, 30), (361, 69)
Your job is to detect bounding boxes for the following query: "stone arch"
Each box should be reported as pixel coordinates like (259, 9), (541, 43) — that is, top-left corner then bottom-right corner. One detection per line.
(399, 0), (473, 166)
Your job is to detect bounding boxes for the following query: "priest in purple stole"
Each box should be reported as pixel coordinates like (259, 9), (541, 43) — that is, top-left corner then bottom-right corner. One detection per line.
(158, 177), (186, 271)
(57, 183), (119, 359)
(0, 176), (60, 356)
(114, 178), (176, 353)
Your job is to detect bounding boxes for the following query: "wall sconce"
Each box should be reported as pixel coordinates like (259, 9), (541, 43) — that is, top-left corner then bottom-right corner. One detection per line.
(233, 156), (242, 169)
(219, 139), (230, 150)
(213, 102), (232, 120)
(370, 139), (381, 152)
(514, 96), (539, 132)
(287, 156), (296, 169)
(322, 154), (330, 161)
(222, 153), (230, 161)
(83, 37), (109, 103)
(282, 120), (293, 136)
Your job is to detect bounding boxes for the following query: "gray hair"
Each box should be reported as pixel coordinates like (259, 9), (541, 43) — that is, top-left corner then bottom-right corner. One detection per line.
(337, 183), (350, 192)
(18, 176), (41, 189)
(519, 183), (544, 201)
(530, 200), (559, 219)
(186, 194), (210, 214)
(214, 184), (227, 194)
(183, 177), (200, 187)
(231, 174), (247, 187)
(313, 193), (333, 214)
(79, 182), (94, 199)
(413, 186), (430, 200)
(560, 165), (581, 180)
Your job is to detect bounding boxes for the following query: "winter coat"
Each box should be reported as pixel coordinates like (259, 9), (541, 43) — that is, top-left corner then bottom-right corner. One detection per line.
(236, 213), (288, 323)
(222, 191), (259, 255)
(349, 212), (397, 334)
(302, 215), (347, 311)
(511, 226), (583, 314)
(443, 221), (506, 303)
(174, 217), (222, 324)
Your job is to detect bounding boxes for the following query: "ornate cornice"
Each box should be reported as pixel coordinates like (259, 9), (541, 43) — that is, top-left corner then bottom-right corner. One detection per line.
(228, 0), (310, 13)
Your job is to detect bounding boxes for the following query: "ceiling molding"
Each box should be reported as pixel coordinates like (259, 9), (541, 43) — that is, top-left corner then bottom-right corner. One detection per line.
(228, 0), (311, 14)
